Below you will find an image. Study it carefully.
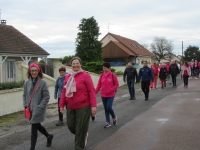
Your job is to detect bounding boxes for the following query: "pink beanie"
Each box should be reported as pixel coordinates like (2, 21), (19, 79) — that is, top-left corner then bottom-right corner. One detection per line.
(29, 63), (41, 72)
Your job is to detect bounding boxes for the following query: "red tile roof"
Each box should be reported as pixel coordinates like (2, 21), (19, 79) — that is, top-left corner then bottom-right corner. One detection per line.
(0, 25), (49, 55)
(101, 32), (155, 57)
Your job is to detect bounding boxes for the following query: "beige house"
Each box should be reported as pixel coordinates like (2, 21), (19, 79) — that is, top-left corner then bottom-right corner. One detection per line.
(101, 33), (155, 67)
(0, 20), (49, 83)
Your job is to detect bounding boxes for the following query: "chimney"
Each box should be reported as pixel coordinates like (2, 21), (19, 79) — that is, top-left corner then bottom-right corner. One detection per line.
(1, 20), (6, 25)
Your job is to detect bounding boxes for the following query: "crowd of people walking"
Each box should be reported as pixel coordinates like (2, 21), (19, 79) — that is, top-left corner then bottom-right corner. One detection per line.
(23, 57), (199, 150)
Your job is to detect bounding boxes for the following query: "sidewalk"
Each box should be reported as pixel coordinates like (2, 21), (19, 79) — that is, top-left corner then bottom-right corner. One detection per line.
(93, 79), (200, 150)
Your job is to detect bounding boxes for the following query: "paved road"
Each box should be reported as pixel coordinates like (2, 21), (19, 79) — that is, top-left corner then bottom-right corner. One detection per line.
(0, 77), (199, 150)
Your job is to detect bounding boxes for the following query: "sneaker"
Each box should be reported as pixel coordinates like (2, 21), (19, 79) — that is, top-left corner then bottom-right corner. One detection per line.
(55, 121), (64, 126)
(195, 77), (198, 79)
(91, 115), (96, 121)
(104, 123), (111, 128)
(113, 117), (117, 125)
(46, 134), (54, 147)
(85, 132), (89, 146)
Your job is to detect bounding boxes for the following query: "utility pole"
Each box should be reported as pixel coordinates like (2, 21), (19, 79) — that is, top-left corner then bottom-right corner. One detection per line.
(182, 41), (183, 56)
(0, 9), (2, 22)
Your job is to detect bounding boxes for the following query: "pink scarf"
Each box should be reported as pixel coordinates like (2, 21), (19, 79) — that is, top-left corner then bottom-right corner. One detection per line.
(64, 68), (84, 98)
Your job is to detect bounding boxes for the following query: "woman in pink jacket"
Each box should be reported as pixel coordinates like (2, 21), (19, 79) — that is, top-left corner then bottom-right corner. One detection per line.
(60, 57), (97, 150)
(182, 61), (191, 88)
(95, 62), (119, 128)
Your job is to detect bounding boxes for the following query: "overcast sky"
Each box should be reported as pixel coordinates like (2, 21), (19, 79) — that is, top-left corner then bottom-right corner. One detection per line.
(1, 0), (200, 58)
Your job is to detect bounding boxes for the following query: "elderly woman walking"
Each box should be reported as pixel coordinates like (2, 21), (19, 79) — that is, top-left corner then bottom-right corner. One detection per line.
(23, 63), (53, 150)
(54, 67), (67, 126)
(60, 57), (97, 150)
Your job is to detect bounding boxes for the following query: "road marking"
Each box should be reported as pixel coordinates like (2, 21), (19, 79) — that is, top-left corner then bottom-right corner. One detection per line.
(195, 99), (200, 101)
(121, 94), (129, 98)
(156, 118), (169, 123)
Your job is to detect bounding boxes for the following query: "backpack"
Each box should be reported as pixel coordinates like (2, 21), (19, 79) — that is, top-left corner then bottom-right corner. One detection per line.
(183, 70), (189, 76)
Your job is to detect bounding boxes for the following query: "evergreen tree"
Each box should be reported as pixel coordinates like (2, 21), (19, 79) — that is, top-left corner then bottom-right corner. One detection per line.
(75, 16), (102, 63)
(183, 45), (200, 61)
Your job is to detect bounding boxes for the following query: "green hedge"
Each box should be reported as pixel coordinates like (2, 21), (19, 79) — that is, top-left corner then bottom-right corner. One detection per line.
(0, 81), (25, 91)
(83, 61), (124, 75)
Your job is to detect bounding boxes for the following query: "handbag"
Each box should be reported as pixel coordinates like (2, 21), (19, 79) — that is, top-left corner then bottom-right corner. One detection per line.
(24, 79), (41, 119)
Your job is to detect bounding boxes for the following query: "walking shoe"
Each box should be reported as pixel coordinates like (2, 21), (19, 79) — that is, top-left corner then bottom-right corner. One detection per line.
(85, 132), (89, 146)
(133, 97), (136, 100)
(145, 97), (148, 101)
(161, 86), (163, 89)
(129, 97), (133, 100)
(195, 77), (198, 79)
(55, 121), (64, 126)
(91, 115), (96, 121)
(113, 117), (117, 125)
(164, 83), (166, 87)
(46, 134), (54, 147)
(104, 123), (111, 128)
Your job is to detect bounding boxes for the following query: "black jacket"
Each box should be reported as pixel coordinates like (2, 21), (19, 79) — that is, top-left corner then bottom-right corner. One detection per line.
(123, 67), (138, 82)
(169, 64), (180, 75)
(159, 67), (167, 80)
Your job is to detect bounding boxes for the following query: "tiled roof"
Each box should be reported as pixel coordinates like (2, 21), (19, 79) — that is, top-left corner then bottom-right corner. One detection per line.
(102, 32), (155, 57)
(0, 25), (49, 55)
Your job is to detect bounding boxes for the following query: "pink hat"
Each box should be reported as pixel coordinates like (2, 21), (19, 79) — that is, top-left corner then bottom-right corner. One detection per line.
(29, 63), (41, 72)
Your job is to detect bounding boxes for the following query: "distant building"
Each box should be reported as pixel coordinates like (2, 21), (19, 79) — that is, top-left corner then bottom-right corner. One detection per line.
(100, 32), (155, 67)
(0, 20), (49, 83)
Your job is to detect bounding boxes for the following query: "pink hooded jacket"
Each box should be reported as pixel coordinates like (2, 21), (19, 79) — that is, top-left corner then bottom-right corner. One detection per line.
(95, 71), (119, 97)
(60, 72), (96, 110)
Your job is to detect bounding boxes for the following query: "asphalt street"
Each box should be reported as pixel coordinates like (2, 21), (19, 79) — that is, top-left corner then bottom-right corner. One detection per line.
(0, 76), (199, 150)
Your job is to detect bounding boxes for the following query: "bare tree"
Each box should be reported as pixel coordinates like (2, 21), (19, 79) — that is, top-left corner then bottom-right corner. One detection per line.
(150, 37), (173, 62)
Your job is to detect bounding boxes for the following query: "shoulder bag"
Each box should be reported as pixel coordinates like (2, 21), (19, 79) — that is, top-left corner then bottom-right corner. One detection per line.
(24, 78), (41, 119)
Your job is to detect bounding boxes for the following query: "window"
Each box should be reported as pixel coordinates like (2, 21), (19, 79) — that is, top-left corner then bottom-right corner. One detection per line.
(137, 45), (142, 50)
(131, 44), (137, 49)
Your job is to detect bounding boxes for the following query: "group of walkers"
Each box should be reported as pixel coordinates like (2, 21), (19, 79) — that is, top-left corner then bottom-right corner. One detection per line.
(23, 57), (199, 150)
(123, 59), (200, 101)
(23, 57), (118, 150)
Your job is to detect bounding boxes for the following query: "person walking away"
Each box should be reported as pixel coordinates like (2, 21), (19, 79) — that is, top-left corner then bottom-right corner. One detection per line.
(60, 57), (97, 150)
(182, 62), (191, 88)
(96, 62), (119, 128)
(190, 59), (194, 77)
(150, 63), (158, 89)
(193, 60), (199, 79)
(23, 63), (53, 150)
(169, 61), (180, 87)
(54, 67), (67, 126)
(165, 61), (171, 84)
(159, 63), (167, 89)
(123, 62), (138, 100)
(138, 61), (154, 100)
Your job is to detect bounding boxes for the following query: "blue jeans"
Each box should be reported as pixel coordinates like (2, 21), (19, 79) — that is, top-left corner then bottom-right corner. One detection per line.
(194, 70), (199, 77)
(127, 81), (135, 98)
(101, 97), (116, 124)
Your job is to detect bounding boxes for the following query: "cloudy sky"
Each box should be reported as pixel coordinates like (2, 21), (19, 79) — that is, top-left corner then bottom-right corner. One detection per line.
(1, 0), (200, 58)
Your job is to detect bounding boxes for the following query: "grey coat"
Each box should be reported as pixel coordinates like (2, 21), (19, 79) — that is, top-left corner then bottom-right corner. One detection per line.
(23, 78), (50, 124)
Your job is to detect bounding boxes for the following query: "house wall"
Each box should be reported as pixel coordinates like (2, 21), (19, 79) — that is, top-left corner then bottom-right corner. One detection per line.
(101, 34), (118, 47)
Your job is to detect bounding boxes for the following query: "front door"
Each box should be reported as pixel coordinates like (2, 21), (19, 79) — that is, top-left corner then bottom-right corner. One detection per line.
(7, 60), (15, 82)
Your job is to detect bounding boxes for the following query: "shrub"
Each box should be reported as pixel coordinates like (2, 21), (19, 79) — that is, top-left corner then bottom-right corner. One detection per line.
(0, 81), (25, 91)
(83, 61), (103, 74)
(115, 71), (124, 75)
